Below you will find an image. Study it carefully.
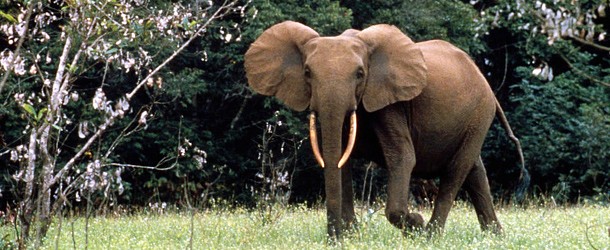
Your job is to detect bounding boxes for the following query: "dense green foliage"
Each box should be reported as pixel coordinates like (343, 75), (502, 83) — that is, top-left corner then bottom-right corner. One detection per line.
(1, 0), (608, 213)
(476, 0), (610, 202)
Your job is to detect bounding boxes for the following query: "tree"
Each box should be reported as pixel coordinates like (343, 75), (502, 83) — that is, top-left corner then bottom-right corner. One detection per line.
(0, 0), (242, 247)
(475, 0), (609, 200)
(342, 0), (486, 55)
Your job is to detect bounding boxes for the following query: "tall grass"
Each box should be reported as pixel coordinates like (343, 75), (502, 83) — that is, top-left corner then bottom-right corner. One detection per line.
(2, 202), (609, 249)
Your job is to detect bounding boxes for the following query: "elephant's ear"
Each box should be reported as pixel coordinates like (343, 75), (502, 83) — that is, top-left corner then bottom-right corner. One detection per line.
(357, 24), (427, 112)
(244, 21), (319, 111)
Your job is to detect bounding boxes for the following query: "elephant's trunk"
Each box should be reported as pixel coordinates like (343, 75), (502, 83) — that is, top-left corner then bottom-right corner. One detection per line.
(316, 109), (347, 238)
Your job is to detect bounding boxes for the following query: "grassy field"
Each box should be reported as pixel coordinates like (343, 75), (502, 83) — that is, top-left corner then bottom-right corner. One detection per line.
(2, 202), (609, 249)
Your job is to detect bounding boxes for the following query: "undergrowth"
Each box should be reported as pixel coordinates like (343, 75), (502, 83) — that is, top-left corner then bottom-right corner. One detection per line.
(1, 202), (608, 249)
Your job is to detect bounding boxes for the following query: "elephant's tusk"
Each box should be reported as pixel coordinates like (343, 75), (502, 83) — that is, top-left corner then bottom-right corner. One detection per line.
(338, 111), (357, 169)
(309, 112), (325, 168)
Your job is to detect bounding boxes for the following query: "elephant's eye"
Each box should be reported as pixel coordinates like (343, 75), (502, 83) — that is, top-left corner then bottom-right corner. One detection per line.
(304, 67), (312, 79)
(356, 68), (365, 80)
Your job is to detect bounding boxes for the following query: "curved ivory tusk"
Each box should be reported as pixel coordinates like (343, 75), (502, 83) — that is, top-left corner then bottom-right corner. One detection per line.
(338, 111), (357, 168)
(309, 112), (325, 168)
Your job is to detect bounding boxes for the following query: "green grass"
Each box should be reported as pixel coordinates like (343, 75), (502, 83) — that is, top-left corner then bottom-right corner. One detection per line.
(2, 203), (609, 249)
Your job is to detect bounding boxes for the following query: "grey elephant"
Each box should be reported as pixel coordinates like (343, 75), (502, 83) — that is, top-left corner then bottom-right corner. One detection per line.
(244, 21), (526, 238)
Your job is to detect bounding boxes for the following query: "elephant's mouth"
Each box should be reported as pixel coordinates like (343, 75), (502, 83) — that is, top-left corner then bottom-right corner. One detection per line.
(309, 111), (357, 168)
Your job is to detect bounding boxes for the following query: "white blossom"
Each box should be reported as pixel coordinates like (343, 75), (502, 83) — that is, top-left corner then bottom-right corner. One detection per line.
(156, 77), (163, 89)
(114, 97), (130, 118)
(92, 88), (107, 110)
(178, 146), (186, 157)
(78, 121), (89, 138)
(10, 150), (18, 161)
(223, 33), (233, 43)
(138, 110), (148, 125)
(40, 31), (50, 42)
(71, 92), (79, 102)
(13, 93), (25, 104)
(193, 155), (205, 169)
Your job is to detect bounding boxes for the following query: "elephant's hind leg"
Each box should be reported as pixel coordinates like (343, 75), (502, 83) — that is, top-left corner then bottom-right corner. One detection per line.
(426, 127), (490, 234)
(464, 157), (502, 234)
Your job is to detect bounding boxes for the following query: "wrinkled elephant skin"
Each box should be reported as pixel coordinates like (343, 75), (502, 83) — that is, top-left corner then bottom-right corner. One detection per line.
(244, 21), (507, 238)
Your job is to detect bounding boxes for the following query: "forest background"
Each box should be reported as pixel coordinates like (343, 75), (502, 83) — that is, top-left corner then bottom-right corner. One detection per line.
(0, 1), (608, 243)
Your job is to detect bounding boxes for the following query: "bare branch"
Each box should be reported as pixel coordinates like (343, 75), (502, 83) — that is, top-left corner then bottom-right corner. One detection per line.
(102, 108), (148, 160)
(230, 94), (251, 130)
(52, 117), (114, 186)
(559, 54), (610, 88)
(50, 36), (73, 113)
(24, 129), (38, 202)
(101, 161), (179, 171)
(56, 18), (99, 109)
(569, 35), (610, 53)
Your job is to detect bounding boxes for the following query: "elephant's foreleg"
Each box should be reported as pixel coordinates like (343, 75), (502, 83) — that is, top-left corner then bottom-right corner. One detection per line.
(385, 157), (424, 232)
(341, 164), (357, 230)
(464, 157), (502, 234)
(373, 104), (424, 232)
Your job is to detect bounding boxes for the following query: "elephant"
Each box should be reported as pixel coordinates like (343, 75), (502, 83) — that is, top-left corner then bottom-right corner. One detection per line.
(244, 21), (526, 238)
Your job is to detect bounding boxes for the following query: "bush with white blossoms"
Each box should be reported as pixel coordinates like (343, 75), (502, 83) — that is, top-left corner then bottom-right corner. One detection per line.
(476, 0), (609, 83)
(0, 0), (245, 247)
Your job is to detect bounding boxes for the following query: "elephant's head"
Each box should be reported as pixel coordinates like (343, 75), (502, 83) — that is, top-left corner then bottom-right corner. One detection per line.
(245, 21), (427, 169)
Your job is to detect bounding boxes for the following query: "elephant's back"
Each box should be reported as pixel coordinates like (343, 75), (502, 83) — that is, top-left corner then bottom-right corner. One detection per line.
(410, 40), (496, 173)
(416, 40), (494, 107)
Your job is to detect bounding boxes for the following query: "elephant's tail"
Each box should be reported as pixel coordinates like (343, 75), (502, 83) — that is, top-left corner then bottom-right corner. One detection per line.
(495, 99), (530, 203)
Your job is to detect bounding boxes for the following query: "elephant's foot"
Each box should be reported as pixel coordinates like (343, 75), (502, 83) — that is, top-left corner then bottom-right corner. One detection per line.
(481, 221), (503, 235)
(325, 219), (361, 242)
(326, 216), (344, 241)
(387, 211), (425, 234)
(344, 217), (359, 233)
(423, 219), (445, 238)
(400, 213), (426, 238)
